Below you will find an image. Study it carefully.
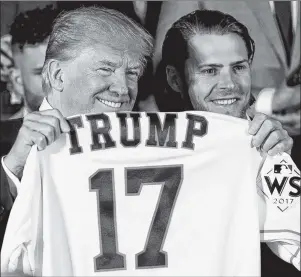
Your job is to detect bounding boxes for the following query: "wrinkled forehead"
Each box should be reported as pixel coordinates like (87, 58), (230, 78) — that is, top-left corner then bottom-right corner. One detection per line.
(80, 43), (144, 68)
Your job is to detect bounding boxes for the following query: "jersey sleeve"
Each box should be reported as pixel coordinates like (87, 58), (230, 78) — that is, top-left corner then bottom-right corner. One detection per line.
(1, 146), (43, 276)
(257, 153), (300, 271)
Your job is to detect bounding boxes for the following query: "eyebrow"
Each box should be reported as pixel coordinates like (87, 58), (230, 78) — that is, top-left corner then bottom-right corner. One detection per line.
(95, 59), (122, 68)
(231, 59), (249, 66)
(127, 64), (142, 70)
(198, 59), (249, 68)
(95, 59), (142, 71)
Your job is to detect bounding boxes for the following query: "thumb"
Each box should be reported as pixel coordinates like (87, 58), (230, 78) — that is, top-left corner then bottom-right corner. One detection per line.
(246, 103), (255, 121)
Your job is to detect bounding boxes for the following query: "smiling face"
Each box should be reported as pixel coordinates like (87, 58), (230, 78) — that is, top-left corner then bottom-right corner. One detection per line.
(184, 33), (252, 118)
(50, 44), (142, 117)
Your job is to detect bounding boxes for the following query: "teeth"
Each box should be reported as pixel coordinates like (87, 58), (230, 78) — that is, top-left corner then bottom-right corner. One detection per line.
(213, 98), (237, 105)
(99, 99), (122, 108)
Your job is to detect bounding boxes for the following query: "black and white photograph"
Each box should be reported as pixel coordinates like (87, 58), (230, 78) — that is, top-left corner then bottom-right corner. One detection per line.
(0, 1), (300, 276)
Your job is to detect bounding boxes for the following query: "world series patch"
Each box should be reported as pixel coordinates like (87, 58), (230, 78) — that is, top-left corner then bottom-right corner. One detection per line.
(261, 153), (300, 212)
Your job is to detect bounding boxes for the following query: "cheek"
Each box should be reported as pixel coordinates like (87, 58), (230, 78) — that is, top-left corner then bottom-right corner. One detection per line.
(33, 75), (43, 90)
(24, 75), (43, 93)
(188, 77), (214, 102)
(235, 73), (251, 93)
(124, 77), (138, 98)
(67, 73), (107, 97)
(129, 80), (138, 97)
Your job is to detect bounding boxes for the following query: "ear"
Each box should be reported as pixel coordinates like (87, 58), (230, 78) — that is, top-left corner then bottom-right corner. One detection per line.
(47, 59), (64, 92)
(10, 67), (25, 97)
(166, 65), (183, 93)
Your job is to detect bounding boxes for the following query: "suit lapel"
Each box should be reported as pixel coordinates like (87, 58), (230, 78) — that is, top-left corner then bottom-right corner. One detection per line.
(290, 2), (300, 71)
(247, 1), (287, 69)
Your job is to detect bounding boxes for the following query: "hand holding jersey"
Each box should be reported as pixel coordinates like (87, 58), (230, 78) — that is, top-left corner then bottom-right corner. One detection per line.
(4, 109), (70, 180)
(248, 113), (293, 155)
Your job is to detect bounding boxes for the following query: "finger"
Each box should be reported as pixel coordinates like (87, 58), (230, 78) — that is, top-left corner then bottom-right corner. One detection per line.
(251, 119), (281, 148)
(261, 129), (286, 153)
(20, 125), (47, 151)
(267, 137), (293, 156)
(248, 113), (268, 135)
(32, 131), (48, 151)
(29, 109), (70, 132)
(25, 111), (69, 135)
(23, 120), (57, 145)
(24, 114), (61, 141)
(246, 104), (255, 120)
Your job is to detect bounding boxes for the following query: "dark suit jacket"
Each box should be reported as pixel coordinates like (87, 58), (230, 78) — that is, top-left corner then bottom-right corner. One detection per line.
(0, 118), (22, 249)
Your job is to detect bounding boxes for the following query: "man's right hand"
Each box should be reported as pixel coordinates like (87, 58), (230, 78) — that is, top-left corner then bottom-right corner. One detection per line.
(4, 110), (70, 179)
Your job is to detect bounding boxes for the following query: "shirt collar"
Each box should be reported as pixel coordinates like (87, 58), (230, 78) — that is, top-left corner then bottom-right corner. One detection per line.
(39, 98), (53, 111)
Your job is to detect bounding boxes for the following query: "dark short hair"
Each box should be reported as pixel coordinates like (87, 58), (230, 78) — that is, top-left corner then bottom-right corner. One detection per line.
(156, 9), (255, 111)
(162, 10), (255, 71)
(162, 9), (255, 72)
(10, 5), (60, 51)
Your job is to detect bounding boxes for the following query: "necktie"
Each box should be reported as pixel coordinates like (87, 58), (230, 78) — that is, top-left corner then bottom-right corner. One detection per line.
(274, 1), (293, 66)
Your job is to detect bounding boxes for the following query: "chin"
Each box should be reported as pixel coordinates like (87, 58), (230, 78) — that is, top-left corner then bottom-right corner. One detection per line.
(223, 111), (245, 119)
(119, 103), (135, 112)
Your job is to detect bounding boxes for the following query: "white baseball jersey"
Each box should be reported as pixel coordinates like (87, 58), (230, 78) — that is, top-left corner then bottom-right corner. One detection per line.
(1, 111), (300, 276)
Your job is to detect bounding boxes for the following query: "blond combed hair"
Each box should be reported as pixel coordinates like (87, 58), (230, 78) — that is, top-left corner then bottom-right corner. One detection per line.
(42, 6), (154, 94)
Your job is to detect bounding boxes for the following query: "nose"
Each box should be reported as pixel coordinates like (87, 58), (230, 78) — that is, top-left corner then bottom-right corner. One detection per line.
(109, 72), (129, 96)
(218, 69), (235, 90)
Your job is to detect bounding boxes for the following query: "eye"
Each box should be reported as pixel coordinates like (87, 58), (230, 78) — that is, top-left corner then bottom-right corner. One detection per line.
(127, 70), (139, 78)
(201, 68), (217, 75)
(233, 64), (247, 73)
(97, 67), (114, 75)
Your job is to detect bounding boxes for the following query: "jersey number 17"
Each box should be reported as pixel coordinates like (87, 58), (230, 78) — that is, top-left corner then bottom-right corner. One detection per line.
(90, 165), (183, 271)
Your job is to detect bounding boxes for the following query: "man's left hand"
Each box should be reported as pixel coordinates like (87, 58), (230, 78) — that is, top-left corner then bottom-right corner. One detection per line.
(248, 113), (293, 156)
